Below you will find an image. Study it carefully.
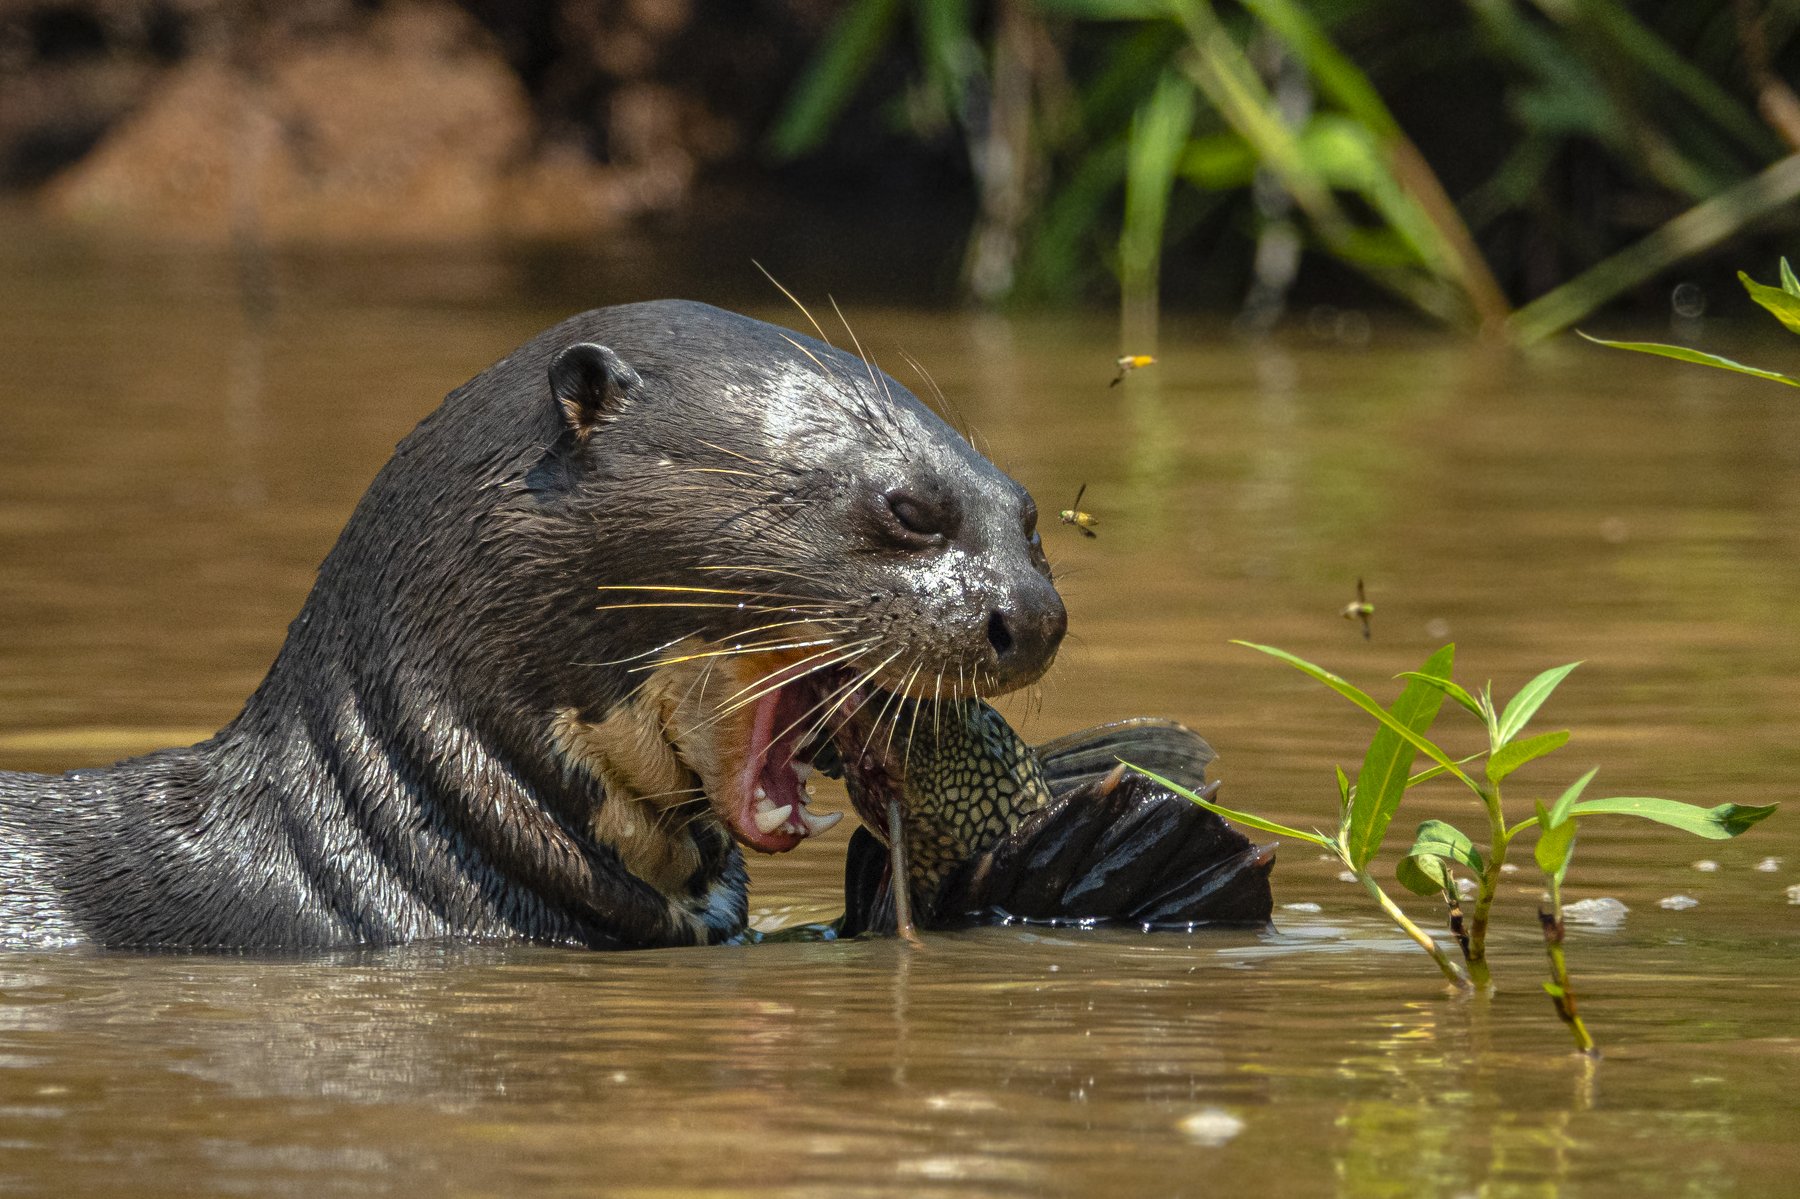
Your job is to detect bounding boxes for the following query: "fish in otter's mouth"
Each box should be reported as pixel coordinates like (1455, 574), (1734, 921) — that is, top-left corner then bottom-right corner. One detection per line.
(819, 688), (1278, 937)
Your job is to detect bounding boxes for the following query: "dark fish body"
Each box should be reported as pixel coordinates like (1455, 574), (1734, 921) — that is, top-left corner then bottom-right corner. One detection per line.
(837, 698), (1275, 936)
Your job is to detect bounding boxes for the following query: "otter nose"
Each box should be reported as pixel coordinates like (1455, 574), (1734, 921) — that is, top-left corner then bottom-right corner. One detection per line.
(984, 582), (1068, 688)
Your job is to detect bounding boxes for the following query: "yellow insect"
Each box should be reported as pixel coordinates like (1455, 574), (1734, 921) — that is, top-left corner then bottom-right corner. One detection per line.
(1059, 483), (1099, 538)
(1341, 578), (1374, 640)
(1109, 354), (1156, 387)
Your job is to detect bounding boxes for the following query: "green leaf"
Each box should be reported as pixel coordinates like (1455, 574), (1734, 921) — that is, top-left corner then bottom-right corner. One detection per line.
(1543, 981), (1566, 1000)
(1548, 767), (1599, 827)
(1124, 763), (1337, 849)
(1781, 257), (1800, 299)
(1534, 801), (1576, 882)
(1234, 641), (1484, 799)
(1396, 853), (1451, 898)
(1579, 332), (1800, 388)
(1410, 819), (1485, 873)
(1739, 270), (1800, 335)
(1486, 730), (1570, 786)
(1568, 796), (1779, 839)
(767, 0), (904, 159)
(1397, 821), (1481, 898)
(1495, 662), (1581, 747)
(1345, 645), (1454, 869)
(1396, 671), (1484, 720)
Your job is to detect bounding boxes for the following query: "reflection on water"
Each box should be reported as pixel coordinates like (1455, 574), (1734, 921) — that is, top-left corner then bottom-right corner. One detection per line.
(2, 215), (1798, 1196)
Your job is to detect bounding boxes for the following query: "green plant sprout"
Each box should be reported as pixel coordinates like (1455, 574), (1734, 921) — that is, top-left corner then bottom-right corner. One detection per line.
(1127, 642), (1777, 1055)
(1583, 258), (1800, 387)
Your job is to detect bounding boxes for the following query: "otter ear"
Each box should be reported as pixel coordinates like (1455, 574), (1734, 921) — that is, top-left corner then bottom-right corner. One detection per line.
(548, 342), (641, 440)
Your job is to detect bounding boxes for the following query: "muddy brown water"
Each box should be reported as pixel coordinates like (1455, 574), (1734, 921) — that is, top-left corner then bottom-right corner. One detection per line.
(2, 217), (1798, 1197)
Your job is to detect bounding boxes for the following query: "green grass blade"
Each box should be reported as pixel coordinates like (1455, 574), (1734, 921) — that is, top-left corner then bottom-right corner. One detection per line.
(1568, 797), (1779, 840)
(1510, 154), (1800, 344)
(1020, 139), (1130, 300)
(1238, 0), (1508, 324)
(1556, 0), (1777, 158)
(912, 0), (975, 120)
(1496, 662), (1581, 746)
(1124, 763), (1335, 848)
(767, 0), (904, 159)
(1486, 729), (1570, 786)
(1577, 333), (1800, 387)
(1119, 68), (1198, 300)
(1739, 271), (1800, 335)
(1234, 641), (1484, 799)
(1237, 0), (1392, 135)
(1346, 645), (1453, 870)
(1781, 258), (1800, 298)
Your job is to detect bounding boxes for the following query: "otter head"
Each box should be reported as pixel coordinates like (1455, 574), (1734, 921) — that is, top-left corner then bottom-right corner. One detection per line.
(520, 301), (1065, 863)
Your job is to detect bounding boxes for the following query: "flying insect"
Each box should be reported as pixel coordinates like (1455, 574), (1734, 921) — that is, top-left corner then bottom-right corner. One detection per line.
(1059, 484), (1099, 538)
(1341, 578), (1374, 640)
(1109, 354), (1156, 386)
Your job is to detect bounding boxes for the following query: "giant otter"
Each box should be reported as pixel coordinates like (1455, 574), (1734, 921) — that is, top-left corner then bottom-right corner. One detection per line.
(0, 300), (1070, 950)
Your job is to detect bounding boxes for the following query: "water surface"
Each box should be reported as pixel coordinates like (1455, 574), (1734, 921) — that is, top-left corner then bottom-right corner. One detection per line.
(1, 218), (1797, 1196)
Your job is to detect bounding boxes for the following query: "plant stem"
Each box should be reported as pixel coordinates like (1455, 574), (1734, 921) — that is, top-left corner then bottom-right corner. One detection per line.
(1355, 866), (1473, 990)
(1540, 874), (1599, 1056)
(1464, 786), (1512, 990)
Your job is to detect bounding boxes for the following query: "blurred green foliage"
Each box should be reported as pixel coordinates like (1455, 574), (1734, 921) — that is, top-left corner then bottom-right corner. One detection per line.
(771, 0), (1800, 338)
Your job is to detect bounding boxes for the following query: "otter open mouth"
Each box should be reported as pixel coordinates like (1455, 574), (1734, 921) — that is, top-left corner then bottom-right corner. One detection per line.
(723, 674), (844, 854)
(598, 645), (919, 858)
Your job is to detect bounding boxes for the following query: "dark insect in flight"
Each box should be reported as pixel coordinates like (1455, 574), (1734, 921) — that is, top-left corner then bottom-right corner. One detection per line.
(1059, 484), (1099, 538)
(1341, 578), (1374, 640)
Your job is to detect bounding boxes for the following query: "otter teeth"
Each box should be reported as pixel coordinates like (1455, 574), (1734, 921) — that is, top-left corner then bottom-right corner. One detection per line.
(795, 808), (843, 835)
(752, 798), (794, 835)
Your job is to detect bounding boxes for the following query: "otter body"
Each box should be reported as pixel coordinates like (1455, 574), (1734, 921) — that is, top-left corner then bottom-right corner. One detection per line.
(0, 300), (1066, 950)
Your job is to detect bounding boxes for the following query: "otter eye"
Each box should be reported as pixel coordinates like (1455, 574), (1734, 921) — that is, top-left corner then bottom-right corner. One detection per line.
(886, 490), (940, 536)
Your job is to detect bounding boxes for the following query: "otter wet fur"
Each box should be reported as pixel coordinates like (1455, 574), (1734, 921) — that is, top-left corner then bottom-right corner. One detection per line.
(0, 300), (1067, 950)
